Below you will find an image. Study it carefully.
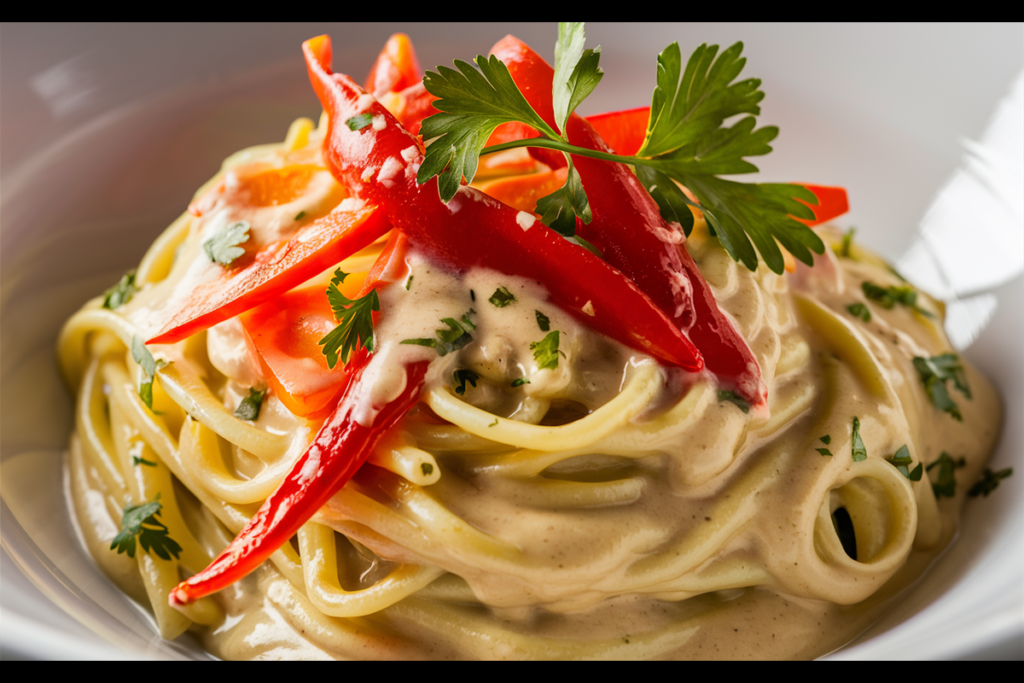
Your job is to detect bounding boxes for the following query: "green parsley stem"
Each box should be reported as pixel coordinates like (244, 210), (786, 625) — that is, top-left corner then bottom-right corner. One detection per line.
(480, 138), (645, 168)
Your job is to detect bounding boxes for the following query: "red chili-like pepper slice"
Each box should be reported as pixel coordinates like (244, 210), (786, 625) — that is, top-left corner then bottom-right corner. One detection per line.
(169, 351), (428, 607)
(365, 33), (422, 97)
(489, 35), (767, 405)
(304, 34), (702, 372)
(148, 205), (391, 345)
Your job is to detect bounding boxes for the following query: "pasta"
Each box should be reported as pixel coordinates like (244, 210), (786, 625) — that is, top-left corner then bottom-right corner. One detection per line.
(57, 29), (1001, 660)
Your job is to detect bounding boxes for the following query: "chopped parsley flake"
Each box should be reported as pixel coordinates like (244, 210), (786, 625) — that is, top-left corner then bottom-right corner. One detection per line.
(346, 113), (374, 131)
(102, 270), (136, 310)
(535, 310), (551, 332)
(530, 330), (565, 370)
(402, 309), (477, 357)
(717, 390), (751, 414)
(203, 220), (250, 266)
(511, 378), (531, 387)
(846, 302), (871, 322)
(234, 386), (267, 421)
(927, 452), (965, 498)
(887, 445), (922, 481)
(131, 336), (166, 411)
(132, 456), (157, 467)
(851, 417), (867, 462)
(968, 467), (1013, 498)
(913, 353), (971, 421)
(421, 463), (434, 477)
(110, 494), (182, 561)
(488, 286), (516, 307)
(862, 281), (933, 318)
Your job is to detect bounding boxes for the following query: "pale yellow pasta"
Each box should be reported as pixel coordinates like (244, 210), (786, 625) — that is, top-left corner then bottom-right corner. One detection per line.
(57, 114), (1001, 661)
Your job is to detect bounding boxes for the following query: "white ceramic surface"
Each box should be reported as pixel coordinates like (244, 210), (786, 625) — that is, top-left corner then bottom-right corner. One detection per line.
(2, 23), (1021, 660)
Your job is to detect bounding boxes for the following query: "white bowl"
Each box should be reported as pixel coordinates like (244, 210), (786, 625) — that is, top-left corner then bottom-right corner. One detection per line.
(2, 22), (1021, 660)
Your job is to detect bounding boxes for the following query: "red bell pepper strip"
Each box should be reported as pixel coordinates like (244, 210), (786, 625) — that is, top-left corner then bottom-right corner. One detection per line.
(793, 183), (849, 226)
(490, 36), (766, 405)
(170, 350), (428, 607)
(148, 205), (391, 345)
(304, 34), (702, 372)
(365, 33), (422, 97)
(584, 106), (650, 157)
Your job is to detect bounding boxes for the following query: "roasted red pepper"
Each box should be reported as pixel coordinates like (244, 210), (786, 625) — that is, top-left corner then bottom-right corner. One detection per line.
(489, 36), (767, 405)
(148, 205), (391, 345)
(170, 350), (428, 607)
(304, 34), (702, 371)
(364, 33), (422, 97)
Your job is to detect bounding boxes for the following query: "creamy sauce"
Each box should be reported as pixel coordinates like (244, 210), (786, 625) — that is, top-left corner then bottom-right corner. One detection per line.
(59, 128), (1001, 659)
(192, 228), (999, 659)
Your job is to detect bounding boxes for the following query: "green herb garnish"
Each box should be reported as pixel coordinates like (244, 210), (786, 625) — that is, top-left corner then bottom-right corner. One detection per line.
(530, 330), (565, 370)
(402, 309), (477, 357)
(861, 281), (934, 318)
(418, 23), (823, 274)
(846, 302), (871, 322)
(488, 286), (516, 307)
(887, 445), (922, 481)
(346, 113), (374, 131)
(132, 456), (157, 467)
(838, 227), (855, 258)
(968, 467), (1013, 498)
(319, 269), (380, 369)
(717, 390), (751, 414)
(131, 336), (166, 411)
(405, 275), (414, 291)
(203, 220), (250, 266)
(913, 354), (971, 421)
(926, 452), (964, 498)
(110, 494), (182, 561)
(234, 386), (267, 421)
(295, 211), (307, 221)
(511, 378), (531, 387)
(851, 417), (867, 462)
(421, 463), (434, 477)
(816, 448), (834, 456)
(103, 270), (136, 310)
(453, 369), (480, 395)
(535, 310), (551, 332)
(820, 435), (831, 445)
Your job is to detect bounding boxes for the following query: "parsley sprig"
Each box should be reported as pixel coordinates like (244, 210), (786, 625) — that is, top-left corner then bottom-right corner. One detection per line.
(103, 270), (136, 310)
(203, 220), (250, 266)
(131, 336), (167, 411)
(110, 494), (182, 561)
(418, 23), (823, 275)
(319, 269), (380, 369)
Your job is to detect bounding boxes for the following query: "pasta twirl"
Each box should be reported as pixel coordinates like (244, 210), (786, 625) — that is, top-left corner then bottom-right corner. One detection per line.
(58, 29), (1001, 660)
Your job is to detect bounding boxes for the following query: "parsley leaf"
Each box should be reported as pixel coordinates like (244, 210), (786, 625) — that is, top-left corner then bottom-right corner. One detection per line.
(103, 270), (136, 310)
(851, 417), (867, 462)
(913, 354), (971, 421)
(488, 286), (517, 307)
(862, 281), (934, 318)
(838, 228), (855, 258)
(717, 390), (751, 414)
(402, 309), (477, 357)
(530, 330), (565, 370)
(846, 302), (871, 322)
(511, 377), (531, 387)
(234, 386), (267, 421)
(816, 448), (833, 456)
(319, 269), (380, 369)
(110, 494), (182, 561)
(887, 445), (922, 481)
(419, 55), (558, 202)
(346, 113), (374, 131)
(968, 467), (1013, 498)
(131, 336), (166, 411)
(553, 23), (603, 132)
(133, 456), (157, 467)
(535, 310), (551, 332)
(417, 24), (823, 275)
(203, 220), (250, 266)
(817, 435), (832, 456)
(927, 452), (964, 498)
(453, 369), (479, 395)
